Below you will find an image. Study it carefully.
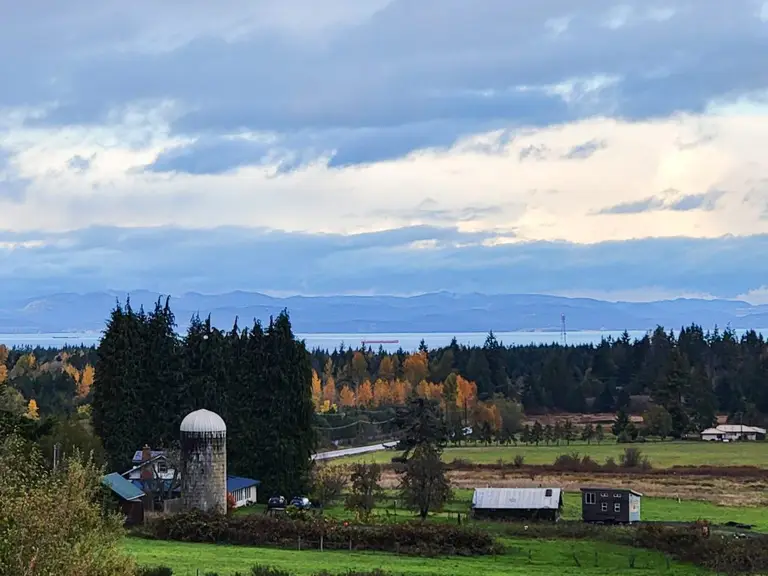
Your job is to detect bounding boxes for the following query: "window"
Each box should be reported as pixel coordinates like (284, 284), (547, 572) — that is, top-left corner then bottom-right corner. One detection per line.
(601, 502), (608, 512)
(584, 492), (596, 505)
(600, 492), (609, 497)
(156, 460), (168, 474)
(613, 493), (622, 498)
(614, 503), (621, 512)
(545, 489), (552, 497)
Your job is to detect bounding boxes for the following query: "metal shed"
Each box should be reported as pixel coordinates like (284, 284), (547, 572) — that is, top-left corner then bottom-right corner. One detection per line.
(471, 487), (563, 521)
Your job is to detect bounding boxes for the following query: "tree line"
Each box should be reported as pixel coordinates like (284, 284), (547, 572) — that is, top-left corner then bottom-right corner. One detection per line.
(90, 298), (315, 498)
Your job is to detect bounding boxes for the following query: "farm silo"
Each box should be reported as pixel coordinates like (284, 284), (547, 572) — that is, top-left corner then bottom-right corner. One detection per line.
(180, 408), (227, 514)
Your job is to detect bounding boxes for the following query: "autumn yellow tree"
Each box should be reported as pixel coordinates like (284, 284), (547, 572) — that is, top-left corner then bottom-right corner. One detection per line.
(311, 369), (323, 410)
(472, 401), (502, 432)
(13, 352), (36, 376)
(78, 364), (95, 398)
(339, 385), (356, 408)
(0, 344), (8, 383)
(26, 399), (39, 420)
(403, 351), (429, 385)
(372, 378), (391, 406)
(391, 379), (410, 405)
(357, 379), (374, 407)
(378, 356), (396, 381)
(456, 375), (478, 411)
(323, 376), (337, 405)
(416, 380), (443, 401)
(0, 364), (6, 385)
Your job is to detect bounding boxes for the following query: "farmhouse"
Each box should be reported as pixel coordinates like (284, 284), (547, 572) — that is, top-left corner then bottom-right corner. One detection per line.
(700, 424), (766, 442)
(102, 472), (147, 526)
(227, 476), (260, 507)
(471, 487), (563, 521)
(581, 487), (642, 524)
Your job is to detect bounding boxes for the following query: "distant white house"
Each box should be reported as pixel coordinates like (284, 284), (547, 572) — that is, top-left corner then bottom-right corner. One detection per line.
(700, 424), (766, 442)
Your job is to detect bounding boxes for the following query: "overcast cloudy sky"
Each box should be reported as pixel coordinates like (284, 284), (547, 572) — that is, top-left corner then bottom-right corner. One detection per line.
(2, 0), (768, 303)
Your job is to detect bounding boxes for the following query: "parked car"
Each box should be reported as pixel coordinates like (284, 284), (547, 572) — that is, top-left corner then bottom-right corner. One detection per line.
(290, 496), (311, 510)
(267, 496), (287, 510)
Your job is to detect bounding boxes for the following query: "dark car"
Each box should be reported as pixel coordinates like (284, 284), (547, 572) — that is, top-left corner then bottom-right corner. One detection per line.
(267, 496), (287, 510)
(290, 496), (311, 510)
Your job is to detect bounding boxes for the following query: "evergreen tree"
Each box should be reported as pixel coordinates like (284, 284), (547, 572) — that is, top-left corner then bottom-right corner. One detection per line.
(612, 408), (630, 437)
(595, 423), (605, 444)
(531, 421), (543, 446)
(581, 422), (595, 444)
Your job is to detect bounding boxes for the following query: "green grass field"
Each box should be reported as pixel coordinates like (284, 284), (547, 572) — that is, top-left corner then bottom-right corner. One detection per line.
(337, 441), (768, 469)
(126, 537), (708, 576)
(281, 489), (767, 532)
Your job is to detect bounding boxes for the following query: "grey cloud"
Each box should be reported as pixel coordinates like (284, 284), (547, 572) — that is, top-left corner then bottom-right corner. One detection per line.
(67, 154), (93, 172)
(562, 139), (607, 160)
(0, 149), (30, 203)
(667, 190), (725, 211)
(1, 226), (768, 301)
(3, 1), (767, 167)
(519, 144), (551, 161)
(597, 189), (726, 215)
(597, 196), (665, 214)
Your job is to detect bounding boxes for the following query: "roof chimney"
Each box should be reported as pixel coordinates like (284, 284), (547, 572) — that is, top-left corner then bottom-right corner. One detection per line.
(140, 444), (153, 480)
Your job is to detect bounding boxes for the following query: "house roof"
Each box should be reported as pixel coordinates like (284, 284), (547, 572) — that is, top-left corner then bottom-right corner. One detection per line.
(472, 488), (562, 510)
(581, 487), (643, 497)
(122, 454), (170, 477)
(131, 450), (166, 462)
(227, 476), (260, 492)
(701, 425), (766, 435)
(131, 479), (180, 493)
(103, 472), (146, 501)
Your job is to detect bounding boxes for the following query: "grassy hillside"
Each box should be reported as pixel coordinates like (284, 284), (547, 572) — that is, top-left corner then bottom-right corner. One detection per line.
(126, 537), (706, 576)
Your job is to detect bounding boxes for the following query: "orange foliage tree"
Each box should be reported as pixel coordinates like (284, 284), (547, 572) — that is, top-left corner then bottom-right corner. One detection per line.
(311, 369), (323, 410)
(357, 380), (374, 407)
(403, 351), (429, 385)
(472, 401), (502, 432)
(26, 399), (39, 420)
(416, 380), (443, 401)
(391, 379), (410, 405)
(455, 375), (477, 411)
(378, 356), (396, 381)
(323, 376), (337, 405)
(339, 385), (356, 407)
(372, 378), (391, 406)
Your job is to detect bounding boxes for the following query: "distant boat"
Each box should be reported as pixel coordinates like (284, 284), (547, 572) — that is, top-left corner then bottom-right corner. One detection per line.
(361, 339), (400, 345)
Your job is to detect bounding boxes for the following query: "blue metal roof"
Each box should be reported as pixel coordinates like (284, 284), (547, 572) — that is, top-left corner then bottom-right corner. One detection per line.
(227, 476), (260, 492)
(103, 472), (146, 501)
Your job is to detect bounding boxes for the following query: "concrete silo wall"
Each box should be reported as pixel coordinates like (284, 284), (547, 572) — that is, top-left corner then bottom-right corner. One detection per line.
(181, 432), (227, 514)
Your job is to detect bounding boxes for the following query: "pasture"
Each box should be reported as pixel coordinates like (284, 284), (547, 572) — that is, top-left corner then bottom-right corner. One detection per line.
(126, 537), (706, 576)
(336, 440), (768, 469)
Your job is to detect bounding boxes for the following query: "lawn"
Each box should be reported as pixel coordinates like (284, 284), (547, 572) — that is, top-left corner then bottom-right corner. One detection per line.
(337, 441), (768, 469)
(126, 537), (707, 575)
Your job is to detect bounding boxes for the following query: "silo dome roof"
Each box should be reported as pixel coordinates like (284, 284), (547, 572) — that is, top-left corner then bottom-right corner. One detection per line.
(180, 409), (226, 433)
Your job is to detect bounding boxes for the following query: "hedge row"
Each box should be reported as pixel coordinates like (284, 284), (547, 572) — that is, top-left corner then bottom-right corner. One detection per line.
(143, 511), (501, 557)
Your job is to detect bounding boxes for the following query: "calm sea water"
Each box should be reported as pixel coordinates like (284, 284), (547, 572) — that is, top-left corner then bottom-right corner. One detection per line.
(0, 330), (653, 351)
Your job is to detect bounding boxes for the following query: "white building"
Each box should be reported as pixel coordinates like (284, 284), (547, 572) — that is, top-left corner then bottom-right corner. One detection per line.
(700, 424), (766, 442)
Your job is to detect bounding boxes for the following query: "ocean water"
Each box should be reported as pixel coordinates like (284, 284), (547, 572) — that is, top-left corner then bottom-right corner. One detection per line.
(0, 330), (653, 351)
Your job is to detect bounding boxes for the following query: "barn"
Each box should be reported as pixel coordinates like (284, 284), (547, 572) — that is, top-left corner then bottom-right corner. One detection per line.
(102, 472), (147, 526)
(471, 487), (563, 521)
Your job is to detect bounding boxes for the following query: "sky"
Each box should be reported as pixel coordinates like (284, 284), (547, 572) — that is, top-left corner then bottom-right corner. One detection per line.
(1, 0), (768, 303)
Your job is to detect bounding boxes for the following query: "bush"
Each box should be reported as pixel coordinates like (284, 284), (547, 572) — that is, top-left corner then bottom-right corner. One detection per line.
(513, 455), (525, 468)
(311, 464), (349, 507)
(137, 568), (173, 576)
(145, 510), (501, 557)
(620, 447), (651, 469)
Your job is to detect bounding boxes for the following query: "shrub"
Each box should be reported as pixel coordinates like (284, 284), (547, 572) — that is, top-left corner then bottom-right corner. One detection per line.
(620, 447), (649, 469)
(137, 568), (173, 576)
(513, 455), (525, 468)
(145, 510), (501, 557)
(311, 464), (349, 507)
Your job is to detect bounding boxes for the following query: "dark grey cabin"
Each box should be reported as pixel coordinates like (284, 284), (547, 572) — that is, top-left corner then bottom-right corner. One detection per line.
(581, 487), (642, 524)
(472, 487), (563, 522)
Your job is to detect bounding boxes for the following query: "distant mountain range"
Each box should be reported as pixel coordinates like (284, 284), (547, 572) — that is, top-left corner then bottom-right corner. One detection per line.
(1, 290), (767, 335)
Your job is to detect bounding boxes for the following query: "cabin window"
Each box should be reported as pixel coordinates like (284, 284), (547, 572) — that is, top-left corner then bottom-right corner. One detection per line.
(545, 489), (552, 497)
(600, 492), (609, 497)
(613, 493), (622, 498)
(585, 492), (596, 505)
(614, 503), (621, 512)
(601, 502), (608, 512)
(156, 460), (167, 474)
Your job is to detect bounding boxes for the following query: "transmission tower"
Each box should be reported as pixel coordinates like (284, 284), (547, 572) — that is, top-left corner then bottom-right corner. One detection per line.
(560, 313), (567, 346)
